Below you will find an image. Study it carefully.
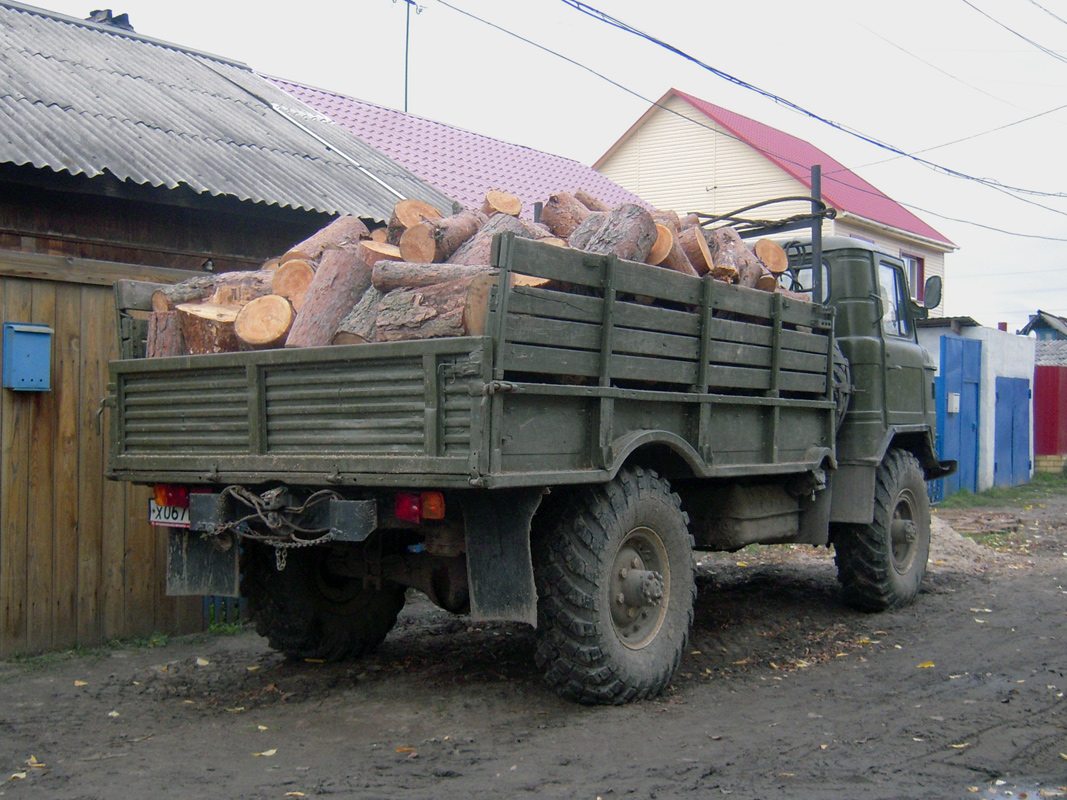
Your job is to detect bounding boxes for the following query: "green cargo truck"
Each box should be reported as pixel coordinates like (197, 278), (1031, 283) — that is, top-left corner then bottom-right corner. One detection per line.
(107, 229), (953, 704)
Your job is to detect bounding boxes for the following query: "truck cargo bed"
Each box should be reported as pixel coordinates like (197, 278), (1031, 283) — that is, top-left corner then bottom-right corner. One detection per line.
(108, 235), (839, 489)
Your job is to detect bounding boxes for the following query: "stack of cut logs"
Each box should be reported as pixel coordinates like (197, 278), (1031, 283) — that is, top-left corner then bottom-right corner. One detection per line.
(147, 190), (797, 358)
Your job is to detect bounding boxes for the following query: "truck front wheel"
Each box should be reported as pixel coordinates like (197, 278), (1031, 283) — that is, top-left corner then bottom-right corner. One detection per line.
(834, 448), (930, 611)
(243, 545), (406, 661)
(533, 467), (695, 704)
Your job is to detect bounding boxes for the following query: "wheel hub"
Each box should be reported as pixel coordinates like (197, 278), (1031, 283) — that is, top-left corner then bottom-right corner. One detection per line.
(610, 527), (670, 650)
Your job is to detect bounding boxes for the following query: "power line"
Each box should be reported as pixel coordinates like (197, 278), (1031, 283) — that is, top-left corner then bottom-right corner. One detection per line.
(433, 0), (1067, 241)
(961, 0), (1067, 65)
(559, 0), (1067, 200)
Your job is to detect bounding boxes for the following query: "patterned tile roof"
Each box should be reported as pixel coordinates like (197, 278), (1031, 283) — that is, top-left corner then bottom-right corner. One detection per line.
(269, 78), (649, 220)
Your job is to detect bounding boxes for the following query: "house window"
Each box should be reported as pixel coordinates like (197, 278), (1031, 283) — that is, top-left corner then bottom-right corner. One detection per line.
(901, 254), (924, 301)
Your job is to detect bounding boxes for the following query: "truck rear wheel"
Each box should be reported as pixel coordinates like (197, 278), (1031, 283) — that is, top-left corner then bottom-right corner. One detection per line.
(243, 545), (406, 661)
(834, 448), (930, 611)
(533, 467), (695, 704)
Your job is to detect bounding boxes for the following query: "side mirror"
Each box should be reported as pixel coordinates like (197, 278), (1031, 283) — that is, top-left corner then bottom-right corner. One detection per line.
(923, 275), (942, 309)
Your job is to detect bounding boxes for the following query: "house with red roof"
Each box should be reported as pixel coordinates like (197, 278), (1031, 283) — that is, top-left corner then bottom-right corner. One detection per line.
(269, 77), (648, 221)
(595, 89), (955, 312)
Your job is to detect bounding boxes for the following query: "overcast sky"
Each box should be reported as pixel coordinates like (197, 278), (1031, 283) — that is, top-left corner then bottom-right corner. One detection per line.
(34, 0), (1067, 333)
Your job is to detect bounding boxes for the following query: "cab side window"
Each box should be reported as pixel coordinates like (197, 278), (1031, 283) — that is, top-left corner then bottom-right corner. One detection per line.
(877, 262), (911, 338)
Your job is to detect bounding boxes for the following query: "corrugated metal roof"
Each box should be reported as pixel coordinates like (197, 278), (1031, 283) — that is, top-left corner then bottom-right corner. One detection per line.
(270, 77), (649, 220)
(0, 2), (455, 221)
(1036, 340), (1067, 367)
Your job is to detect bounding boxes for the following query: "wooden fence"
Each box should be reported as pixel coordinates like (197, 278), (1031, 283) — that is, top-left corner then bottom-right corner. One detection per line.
(0, 252), (205, 657)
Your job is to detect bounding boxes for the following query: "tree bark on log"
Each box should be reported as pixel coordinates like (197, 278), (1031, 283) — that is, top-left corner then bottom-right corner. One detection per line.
(481, 190), (522, 217)
(290, 216), (369, 260)
(151, 276), (218, 312)
(652, 209), (683, 234)
(272, 259), (316, 312)
(387, 199), (444, 245)
(285, 248), (372, 348)
(574, 190), (611, 212)
(567, 211), (607, 250)
(373, 261), (495, 293)
(575, 203), (658, 263)
(373, 274), (496, 342)
(333, 287), (384, 344)
(175, 303), (241, 355)
(539, 192), (591, 239)
(399, 210), (487, 263)
(707, 226), (765, 288)
(447, 213), (542, 266)
(235, 295), (294, 349)
(151, 270), (276, 312)
(146, 311), (184, 358)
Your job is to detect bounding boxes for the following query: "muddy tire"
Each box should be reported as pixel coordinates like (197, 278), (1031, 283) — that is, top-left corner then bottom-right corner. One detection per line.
(533, 467), (695, 704)
(834, 449), (930, 611)
(243, 545), (406, 661)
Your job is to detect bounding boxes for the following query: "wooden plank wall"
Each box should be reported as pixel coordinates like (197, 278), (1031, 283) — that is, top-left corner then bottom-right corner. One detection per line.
(0, 257), (203, 657)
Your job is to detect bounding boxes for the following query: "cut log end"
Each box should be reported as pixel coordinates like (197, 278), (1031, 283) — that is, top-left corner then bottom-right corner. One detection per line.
(754, 238), (789, 274)
(647, 224), (674, 265)
(235, 295), (294, 349)
(481, 190), (522, 217)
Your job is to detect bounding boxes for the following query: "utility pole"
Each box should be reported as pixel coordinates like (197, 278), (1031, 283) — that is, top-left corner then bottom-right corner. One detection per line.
(394, 0), (423, 113)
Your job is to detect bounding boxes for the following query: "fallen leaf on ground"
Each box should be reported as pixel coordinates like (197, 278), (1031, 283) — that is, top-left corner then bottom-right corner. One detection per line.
(284, 793), (305, 797)
(252, 749), (277, 757)
(74, 680), (88, 687)
(26, 756), (44, 768)
(247, 666), (260, 672)
(9, 772), (26, 780)
(195, 658), (209, 666)
(950, 743), (971, 749)
(396, 747), (416, 753)
(107, 711), (120, 718)
(258, 725), (268, 731)
(917, 661), (936, 669)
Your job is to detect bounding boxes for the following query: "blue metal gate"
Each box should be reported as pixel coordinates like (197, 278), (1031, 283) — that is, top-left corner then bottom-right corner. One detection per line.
(994, 376), (1031, 487)
(935, 336), (981, 498)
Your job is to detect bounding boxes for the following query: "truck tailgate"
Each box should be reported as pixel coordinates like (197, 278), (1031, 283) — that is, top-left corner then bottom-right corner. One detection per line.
(109, 337), (487, 487)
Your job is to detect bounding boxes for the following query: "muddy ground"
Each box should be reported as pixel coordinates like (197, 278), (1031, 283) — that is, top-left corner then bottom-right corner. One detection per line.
(1, 495), (1065, 800)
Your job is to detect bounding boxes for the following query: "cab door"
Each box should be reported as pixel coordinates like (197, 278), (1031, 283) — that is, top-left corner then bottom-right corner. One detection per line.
(876, 260), (929, 427)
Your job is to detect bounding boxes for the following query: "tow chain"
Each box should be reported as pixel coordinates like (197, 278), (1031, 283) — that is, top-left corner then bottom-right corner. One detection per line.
(210, 486), (342, 571)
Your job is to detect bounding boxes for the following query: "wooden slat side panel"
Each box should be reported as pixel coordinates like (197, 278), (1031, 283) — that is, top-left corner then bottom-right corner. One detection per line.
(77, 285), (108, 646)
(1, 278), (32, 655)
(51, 282), (81, 649)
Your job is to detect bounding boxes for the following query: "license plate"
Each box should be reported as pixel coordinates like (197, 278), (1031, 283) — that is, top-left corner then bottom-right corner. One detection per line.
(149, 499), (190, 527)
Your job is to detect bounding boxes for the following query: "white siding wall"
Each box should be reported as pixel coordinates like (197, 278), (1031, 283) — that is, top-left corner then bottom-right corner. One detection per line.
(600, 95), (812, 219)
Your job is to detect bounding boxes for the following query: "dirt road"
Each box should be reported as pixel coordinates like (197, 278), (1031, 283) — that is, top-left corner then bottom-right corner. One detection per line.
(1, 504), (1065, 799)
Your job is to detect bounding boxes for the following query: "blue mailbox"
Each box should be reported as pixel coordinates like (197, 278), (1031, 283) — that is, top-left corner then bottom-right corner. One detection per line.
(3, 322), (54, 391)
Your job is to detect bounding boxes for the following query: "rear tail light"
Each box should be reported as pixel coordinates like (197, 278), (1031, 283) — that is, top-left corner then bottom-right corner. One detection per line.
(154, 484), (190, 508)
(394, 491), (446, 523)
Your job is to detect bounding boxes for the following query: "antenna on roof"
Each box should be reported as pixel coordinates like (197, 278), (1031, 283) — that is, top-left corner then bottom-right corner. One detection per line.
(393, 0), (424, 113)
